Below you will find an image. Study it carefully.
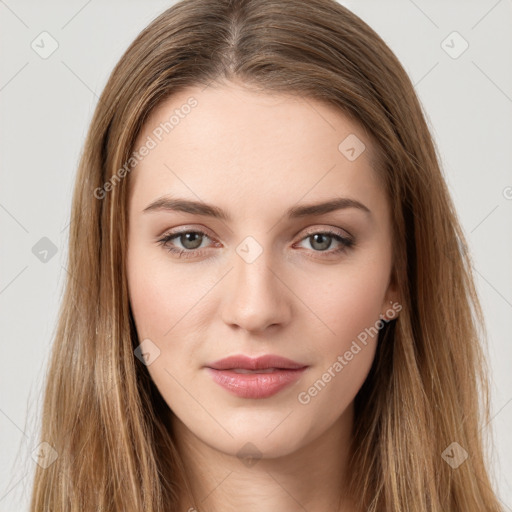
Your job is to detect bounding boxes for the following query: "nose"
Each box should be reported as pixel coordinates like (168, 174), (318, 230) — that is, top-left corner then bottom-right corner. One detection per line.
(220, 248), (292, 333)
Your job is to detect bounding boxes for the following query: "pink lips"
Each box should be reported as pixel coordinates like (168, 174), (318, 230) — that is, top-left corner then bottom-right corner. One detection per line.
(205, 354), (309, 399)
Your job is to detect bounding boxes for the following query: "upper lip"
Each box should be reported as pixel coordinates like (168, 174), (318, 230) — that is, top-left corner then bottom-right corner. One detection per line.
(206, 354), (307, 371)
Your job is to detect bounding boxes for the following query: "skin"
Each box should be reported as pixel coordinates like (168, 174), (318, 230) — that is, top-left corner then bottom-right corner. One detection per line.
(126, 80), (399, 512)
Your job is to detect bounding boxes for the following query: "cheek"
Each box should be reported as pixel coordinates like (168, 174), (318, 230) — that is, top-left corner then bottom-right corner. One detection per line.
(295, 259), (388, 353)
(127, 263), (169, 339)
(292, 252), (390, 413)
(126, 243), (205, 339)
(126, 249), (205, 408)
(293, 267), (385, 419)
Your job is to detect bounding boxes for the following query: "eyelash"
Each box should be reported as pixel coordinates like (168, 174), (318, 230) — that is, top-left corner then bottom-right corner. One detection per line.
(156, 228), (355, 260)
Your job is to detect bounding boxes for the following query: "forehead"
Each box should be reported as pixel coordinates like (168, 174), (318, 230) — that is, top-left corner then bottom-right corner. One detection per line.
(128, 82), (385, 217)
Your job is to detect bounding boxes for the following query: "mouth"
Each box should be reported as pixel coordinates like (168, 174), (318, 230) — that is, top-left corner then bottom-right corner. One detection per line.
(205, 354), (309, 399)
(206, 354), (307, 371)
(228, 368), (287, 374)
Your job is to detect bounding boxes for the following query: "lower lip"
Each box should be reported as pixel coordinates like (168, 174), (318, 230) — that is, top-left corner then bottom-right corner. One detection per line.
(205, 367), (308, 399)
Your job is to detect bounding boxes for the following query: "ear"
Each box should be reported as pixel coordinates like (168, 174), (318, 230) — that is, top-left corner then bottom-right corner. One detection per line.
(380, 268), (401, 322)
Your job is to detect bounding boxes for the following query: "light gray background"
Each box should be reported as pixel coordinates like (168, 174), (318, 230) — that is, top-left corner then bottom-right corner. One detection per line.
(1, 1), (511, 510)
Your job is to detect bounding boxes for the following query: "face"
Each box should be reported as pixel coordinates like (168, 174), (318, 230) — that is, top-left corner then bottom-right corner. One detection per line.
(126, 80), (399, 460)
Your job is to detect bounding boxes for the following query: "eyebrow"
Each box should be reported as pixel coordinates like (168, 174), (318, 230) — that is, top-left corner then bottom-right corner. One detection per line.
(142, 196), (371, 221)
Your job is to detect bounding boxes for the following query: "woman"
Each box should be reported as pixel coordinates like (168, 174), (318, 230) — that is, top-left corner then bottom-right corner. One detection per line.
(29, 0), (503, 510)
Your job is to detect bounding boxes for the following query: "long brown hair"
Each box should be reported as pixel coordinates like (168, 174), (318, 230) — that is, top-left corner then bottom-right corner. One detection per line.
(30, 0), (503, 510)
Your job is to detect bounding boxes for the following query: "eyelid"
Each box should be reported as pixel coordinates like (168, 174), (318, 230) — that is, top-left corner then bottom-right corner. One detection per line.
(299, 225), (352, 240)
(157, 224), (215, 239)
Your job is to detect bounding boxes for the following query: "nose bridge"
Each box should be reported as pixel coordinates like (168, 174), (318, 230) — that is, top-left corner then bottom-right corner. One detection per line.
(221, 236), (290, 332)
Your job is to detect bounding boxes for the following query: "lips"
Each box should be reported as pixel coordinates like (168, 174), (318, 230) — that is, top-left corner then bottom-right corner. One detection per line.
(206, 354), (307, 371)
(205, 354), (309, 399)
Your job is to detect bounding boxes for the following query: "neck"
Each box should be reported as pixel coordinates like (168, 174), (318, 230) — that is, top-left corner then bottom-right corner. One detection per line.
(170, 403), (358, 512)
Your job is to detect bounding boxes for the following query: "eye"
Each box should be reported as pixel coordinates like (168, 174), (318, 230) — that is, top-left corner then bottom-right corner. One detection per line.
(294, 228), (355, 257)
(157, 229), (215, 259)
(156, 227), (355, 259)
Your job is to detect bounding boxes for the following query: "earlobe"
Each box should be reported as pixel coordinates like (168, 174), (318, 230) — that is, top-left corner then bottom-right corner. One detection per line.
(380, 299), (401, 322)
